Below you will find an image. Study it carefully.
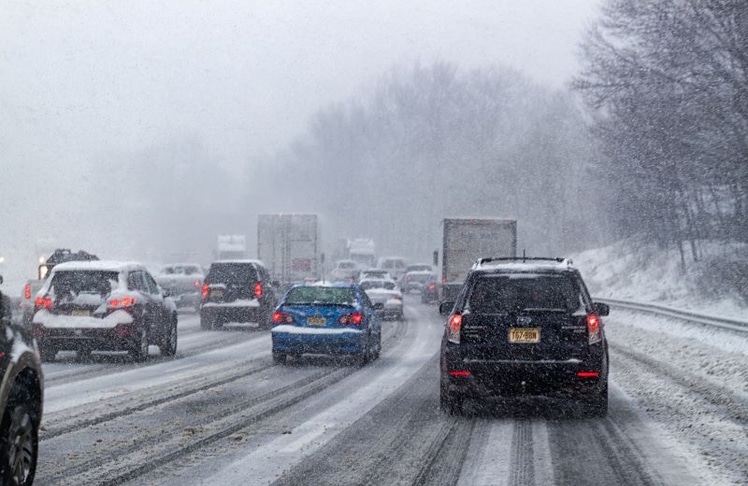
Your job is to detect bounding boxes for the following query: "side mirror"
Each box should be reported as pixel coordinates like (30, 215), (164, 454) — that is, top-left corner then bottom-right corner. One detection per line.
(439, 301), (455, 316)
(591, 302), (609, 316)
(0, 275), (3, 285)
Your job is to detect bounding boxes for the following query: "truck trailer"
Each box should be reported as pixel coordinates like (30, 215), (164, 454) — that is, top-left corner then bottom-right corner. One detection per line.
(438, 218), (517, 304)
(257, 214), (320, 288)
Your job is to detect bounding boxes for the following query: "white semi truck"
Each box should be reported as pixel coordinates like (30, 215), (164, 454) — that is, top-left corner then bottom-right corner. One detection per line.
(216, 235), (247, 260)
(438, 218), (517, 304)
(257, 214), (320, 288)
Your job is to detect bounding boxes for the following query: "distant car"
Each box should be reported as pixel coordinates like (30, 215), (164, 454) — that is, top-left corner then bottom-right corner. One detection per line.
(357, 268), (393, 281)
(154, 263), (204, 311)
(405, 263), (433, 274)
(199, 260), (279, 330)
(420, 274), (439, 304)
(330, 260), (359, 282)
(399, 270), (436, 294)
(271, 283), (381, 364)
(31, 261), (178, 362)
(0, 274), (44, 486)
(358, 278), (404, 320)
(439, 257), (610, 417)
(376, 256), (408, 280)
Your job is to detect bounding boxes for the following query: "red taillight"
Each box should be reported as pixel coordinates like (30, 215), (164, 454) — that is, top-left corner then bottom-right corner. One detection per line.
(24, 284), (31, 300)
(194, 279), (201, 289)
(428, 283), (435, 291)
(201, 283), (209, 299)
(448, 370), (471, 377)
(272, 311), (294, 324)
(108, 297), (137, 309)
(447, 313), (462, 344)
(254, 282), (263, 299)
(34, 296), (53, 309)
(339, 312), (363, 325)
(587, 314), (602, 344)
(577, 371), (600, 379)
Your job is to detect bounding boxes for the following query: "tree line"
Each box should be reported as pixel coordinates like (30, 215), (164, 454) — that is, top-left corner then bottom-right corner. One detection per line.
(575, 0), (748, 264)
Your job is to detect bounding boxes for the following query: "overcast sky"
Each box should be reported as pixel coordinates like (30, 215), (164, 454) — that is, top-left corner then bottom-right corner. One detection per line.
(0, 0), (601, 283)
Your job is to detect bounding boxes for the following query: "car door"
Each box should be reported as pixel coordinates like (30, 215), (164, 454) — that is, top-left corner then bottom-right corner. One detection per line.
(143, 271), (168, 333)
(127, 270), (156, 333)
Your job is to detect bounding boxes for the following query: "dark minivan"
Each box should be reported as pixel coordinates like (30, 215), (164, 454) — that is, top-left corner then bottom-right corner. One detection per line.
(439, 257), (609, 416)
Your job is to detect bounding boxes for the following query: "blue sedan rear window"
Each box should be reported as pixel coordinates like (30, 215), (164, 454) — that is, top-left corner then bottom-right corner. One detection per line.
(285, 287), (357, 306)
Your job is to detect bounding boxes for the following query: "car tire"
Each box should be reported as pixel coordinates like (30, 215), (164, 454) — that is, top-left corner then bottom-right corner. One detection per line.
(39, 343), (56, 363)
(370, 332), (381, 361)
(272, 351), (287, 364)
(0, 399), (38, 486)
(440, 379), (463, 415)
(357, 341), (370, 367)
(200, 315), (213, 331)
(130, 327), (149, 362)
(160, 315), (178, 357)
(580, 382), (608, 418)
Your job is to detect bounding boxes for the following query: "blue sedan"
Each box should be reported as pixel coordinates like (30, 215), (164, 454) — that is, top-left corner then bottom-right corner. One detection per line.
(271, 283), (382, 365)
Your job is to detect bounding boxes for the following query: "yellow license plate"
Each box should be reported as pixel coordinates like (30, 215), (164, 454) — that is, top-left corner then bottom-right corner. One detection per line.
(509, 328), (540, 343)
(307, 316), (326, 326)
(211, 289), (223, 299)
(71, 309), (91, 317)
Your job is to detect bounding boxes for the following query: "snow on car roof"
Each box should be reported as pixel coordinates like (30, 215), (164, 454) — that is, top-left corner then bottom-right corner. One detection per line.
(212, 259), (265, 265)
(474, 259), (574, 273)
(405, 270), (434, 275)
(51, 260), (145, 272)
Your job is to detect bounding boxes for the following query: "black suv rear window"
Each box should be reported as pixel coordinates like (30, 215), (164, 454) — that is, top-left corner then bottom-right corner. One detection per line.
(206, 263), (258, 284)
(50, 270), (119, 297)
(467, 274), (580, 313)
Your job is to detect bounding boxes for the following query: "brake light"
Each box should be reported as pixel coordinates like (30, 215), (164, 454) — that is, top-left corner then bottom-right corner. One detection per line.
(34, 296), (53, 310)
(254, 282), (263, 299)
(339, 312), (363, 325)
(428, 283), (435, 291)
(587, 314), (602, 344)
(577, 371), (600, 378)
(447, 313), (462, 344)
(194, 279), (201, 289)
(24, 284), (31, 300)
(108, 297), (137, 309)
(201, 283), (209, 299)
(272, 311), (294, 324)
(448, 370), (471, 377)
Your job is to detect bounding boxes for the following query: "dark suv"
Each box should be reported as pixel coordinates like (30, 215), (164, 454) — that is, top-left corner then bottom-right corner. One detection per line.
(200, 260), (279, 330)
(0, 275), (44, 485)
(439, 257), (609, 416)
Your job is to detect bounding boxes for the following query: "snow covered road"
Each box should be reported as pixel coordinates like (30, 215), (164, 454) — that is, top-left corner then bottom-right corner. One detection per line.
(33, 297), (746, 485)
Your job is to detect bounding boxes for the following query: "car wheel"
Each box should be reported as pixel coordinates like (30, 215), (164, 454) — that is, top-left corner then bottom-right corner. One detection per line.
(272, 351), (287, 364)
(370, 332), (381, 361)
(39, 343), (56, 363)
(581, 383), (608, 417)
(357, 340), (370, 367)
(160, 315), (178, 357)
(130, 327), (149, 362)
(440, 379), (463, 415)
(0, 400), (38, 486)
(200, 315), (213, 331)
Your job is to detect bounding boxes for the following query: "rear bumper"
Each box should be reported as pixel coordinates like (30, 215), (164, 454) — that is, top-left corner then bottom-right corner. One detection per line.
(442, 359), (607, 399)
(271, 327), (366, 355)
(35, 325), (142, 352)
(200, 303), (264, 324)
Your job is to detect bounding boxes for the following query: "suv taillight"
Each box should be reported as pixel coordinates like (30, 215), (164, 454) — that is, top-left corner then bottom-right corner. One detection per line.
(254, 282), (263, 299)
(108, 297), (137, 309)
(447, 313), (462, 344)
(272, 311), (294, 324)
(201, 283), (209, 299)
(24, 284), (31, 300)
(587, 314), (602, 345)
(34, 295), (53, 310)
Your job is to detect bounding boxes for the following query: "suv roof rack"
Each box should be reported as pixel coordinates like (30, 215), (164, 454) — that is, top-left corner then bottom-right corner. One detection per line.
(475, 257), (573, 267)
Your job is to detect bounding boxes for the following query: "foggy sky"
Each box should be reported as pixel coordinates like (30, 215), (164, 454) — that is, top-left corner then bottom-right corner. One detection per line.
(0, 0), (601, 285)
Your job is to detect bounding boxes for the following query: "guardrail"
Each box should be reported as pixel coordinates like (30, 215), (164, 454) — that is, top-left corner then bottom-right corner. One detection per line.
(598, 297), (748, 333)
